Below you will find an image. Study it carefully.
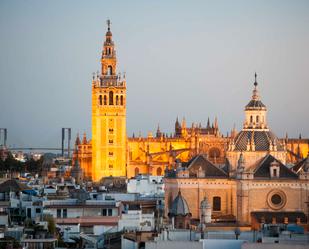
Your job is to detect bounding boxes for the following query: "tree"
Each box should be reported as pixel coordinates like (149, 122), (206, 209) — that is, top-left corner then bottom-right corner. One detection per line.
(44, 214), (56, 236)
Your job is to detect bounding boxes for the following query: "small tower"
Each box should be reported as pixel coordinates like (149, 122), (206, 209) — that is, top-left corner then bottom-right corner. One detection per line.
(200, 197), (212, 224)
(243, 73), (268, 130)
(168, 191), (191, 229)
(71, 149), (83, 185)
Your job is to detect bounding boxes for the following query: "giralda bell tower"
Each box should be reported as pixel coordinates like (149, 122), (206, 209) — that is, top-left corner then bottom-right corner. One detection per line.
(91, 20), (127, 181)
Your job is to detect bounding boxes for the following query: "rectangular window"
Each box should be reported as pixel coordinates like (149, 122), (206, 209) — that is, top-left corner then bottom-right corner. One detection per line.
(109, 152), (113, 156)
(213, 196), (221, 211)
(63, 209), (67, 218)
(109, 139), (113, 144)
(109, 128), (114, 133)
(108, 209), (112, 216)
(102, 209), (107, 216)
(57, 209), (61, 218)
(27, 208), (31, 218)
(109, 164), (113, 169)
(273, 169), (277, 177)
(35, 208), (41, 214)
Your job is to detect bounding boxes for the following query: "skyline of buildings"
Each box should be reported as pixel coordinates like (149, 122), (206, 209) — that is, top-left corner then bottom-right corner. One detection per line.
(0, 2), (309, 248)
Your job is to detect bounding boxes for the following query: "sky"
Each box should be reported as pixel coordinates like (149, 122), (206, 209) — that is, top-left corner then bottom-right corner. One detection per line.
(0, 0), (308, 148)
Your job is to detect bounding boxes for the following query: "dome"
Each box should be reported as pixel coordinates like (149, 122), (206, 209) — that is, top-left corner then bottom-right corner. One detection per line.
(245, 99), (266, 109)
(234, 130), (284, 151)
(170, 191), (190, 216)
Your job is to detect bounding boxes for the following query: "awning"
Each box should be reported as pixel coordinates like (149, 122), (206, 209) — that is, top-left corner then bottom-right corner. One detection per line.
(251, 211), (307, 224)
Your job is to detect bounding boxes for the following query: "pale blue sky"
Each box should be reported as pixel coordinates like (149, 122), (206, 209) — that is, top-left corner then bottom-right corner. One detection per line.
(0, 0), (308, 148)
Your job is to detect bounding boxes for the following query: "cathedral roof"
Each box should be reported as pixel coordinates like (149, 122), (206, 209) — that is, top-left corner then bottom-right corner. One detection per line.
(187, 154), (228, 178)
(292, 155), (309, 173)
(169, 191), (190, 216)
(234, 130), (284, 151)
(252, 154), (298, 179)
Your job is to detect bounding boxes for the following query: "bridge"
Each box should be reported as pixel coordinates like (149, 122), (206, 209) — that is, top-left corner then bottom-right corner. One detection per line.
(0, 128), (73, 158)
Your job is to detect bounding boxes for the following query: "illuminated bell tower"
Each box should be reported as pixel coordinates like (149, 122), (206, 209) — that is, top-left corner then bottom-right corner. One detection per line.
(92, 20), (127, 181)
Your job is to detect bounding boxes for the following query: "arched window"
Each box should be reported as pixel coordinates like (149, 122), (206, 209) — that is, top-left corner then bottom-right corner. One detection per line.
(120, 95), (124, 105)
(99, 95), (102, 105)
(109, 91), (113, 105)
(116, 95), (119, 105)
(250, 115), (253, 123)
(103, 95), (107, 105)
(156, 167), (162, 176)
(107, 65), (113, 75)
(256, 115), (259, 123)
(108, 48), (111, 55)
(134, 167), (139, 176)
(208, 147), (220, 160)
(213, 196), (221, 211)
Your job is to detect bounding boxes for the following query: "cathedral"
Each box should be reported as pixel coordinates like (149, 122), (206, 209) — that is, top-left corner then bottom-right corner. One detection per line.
(74, 21), (309, 184)
(164, 79), (309, 228)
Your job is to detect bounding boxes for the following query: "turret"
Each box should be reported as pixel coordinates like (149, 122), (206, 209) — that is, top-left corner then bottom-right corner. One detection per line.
(243, 73), (268, 130)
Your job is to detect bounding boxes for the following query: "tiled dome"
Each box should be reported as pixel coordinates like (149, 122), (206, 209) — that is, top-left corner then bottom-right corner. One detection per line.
(245, 99), (266, 109)
(234, 130), (284, 151)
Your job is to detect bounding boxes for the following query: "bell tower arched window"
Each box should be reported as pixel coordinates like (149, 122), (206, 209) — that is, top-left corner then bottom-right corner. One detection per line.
(250, 115), (253, 123)
(107, 65), (113, 75)
(99, 95), (102, 105)
(109, 91), (114, 105)
(103, 95), (107, 105)
(116, 95), (119, 105)
(120, 95), (124, 105)
(256, 115), (259, 123)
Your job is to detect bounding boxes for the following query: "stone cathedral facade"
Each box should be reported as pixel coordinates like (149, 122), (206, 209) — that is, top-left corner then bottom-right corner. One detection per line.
(74, 22), (308, 183)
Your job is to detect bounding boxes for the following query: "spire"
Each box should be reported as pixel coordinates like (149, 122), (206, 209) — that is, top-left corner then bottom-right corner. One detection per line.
(175, 117), (180, 129)
(107, 19), (111, 31)
(181, 117), (186, 129)
(206, 117), (210, 129)
(105, 19), (113, 41)
(214, 117), (218, 129)
(156, 123), (162, 138)
(82, 132), (87, 144)
(75, 133), (81, 146)
(252, 72), (259, 100)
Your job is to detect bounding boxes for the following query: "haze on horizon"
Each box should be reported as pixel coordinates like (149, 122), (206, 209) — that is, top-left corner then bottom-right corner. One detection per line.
(0, 0), (308, 148)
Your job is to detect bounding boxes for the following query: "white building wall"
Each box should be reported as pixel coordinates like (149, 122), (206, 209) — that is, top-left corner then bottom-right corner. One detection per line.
(119, 210), (154, 231)
(127, 175), (164, 195)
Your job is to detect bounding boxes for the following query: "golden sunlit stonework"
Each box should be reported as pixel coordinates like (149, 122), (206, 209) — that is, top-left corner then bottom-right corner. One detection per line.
(74, 22), (308, 182)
